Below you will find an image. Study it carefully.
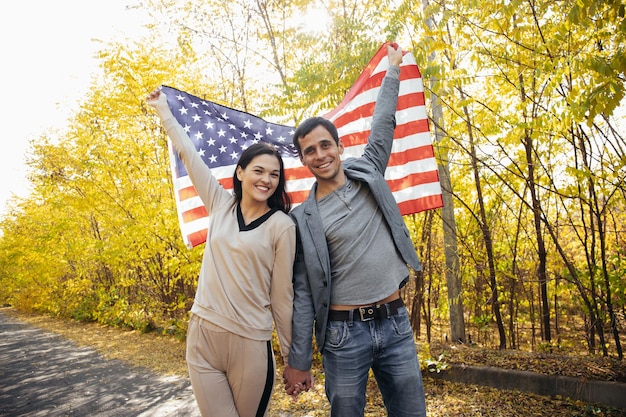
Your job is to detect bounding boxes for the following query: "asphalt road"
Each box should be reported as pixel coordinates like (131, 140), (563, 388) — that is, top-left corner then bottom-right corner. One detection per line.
(0, 308), (201, 417)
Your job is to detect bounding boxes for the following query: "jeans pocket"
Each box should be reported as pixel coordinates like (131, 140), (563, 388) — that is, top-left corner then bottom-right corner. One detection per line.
(391, 308), (413, 337)
(325, 320), (349, 349)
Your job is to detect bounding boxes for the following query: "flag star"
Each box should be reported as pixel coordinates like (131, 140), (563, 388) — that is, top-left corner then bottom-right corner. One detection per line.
(192, 114), (201, 122)
(176, 94), (185, 101)
(194, 131), (204, 140)
(198, 148), (205, 157)
(229, 137), (238, 144)
(217, 129), (226, 137)
(204, 109), (212, 116)
(221, 112), (229, 120)
(241, 143), (249, 150)
(219, 145), (227, 153)
(240, 131), (248, 139)
(209, 154), (217, 163)
(244, 119), (252, 129)
(183, 124), (191, 133)
(178, 107), (189, 115)
(201, 100), (209, 106)
(265, 126), (273, 135)
(230, 151), (239, 160)
(191, 102), (199, 108)
(254, 131), (263, 140)
(276, 135), (286, 143)
(228, 123), (236, 130)
(207, 138), (216, 147)
(205, 121), (214, 130)
(289, 129), (295, 136)
(251, 138), (260, 144)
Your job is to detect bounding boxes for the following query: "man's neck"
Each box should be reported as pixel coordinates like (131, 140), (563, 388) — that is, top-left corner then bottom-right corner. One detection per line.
(315, 172), (347, 200)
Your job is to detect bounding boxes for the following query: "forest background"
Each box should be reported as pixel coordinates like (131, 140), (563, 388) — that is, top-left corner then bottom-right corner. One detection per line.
(0, 0), (624, 365)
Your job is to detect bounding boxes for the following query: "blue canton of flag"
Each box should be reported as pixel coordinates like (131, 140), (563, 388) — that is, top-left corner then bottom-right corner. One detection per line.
(161, 85), (298, 180)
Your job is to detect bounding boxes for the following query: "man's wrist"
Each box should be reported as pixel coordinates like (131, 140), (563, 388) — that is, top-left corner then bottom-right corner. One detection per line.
(387, 65), (401, 78)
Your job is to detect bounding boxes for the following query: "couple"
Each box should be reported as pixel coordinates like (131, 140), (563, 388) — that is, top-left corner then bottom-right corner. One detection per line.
(146, 43), (427, 417)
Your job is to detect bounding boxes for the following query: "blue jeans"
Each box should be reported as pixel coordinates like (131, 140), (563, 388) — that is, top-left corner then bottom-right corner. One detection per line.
(322, 306), (426, 417)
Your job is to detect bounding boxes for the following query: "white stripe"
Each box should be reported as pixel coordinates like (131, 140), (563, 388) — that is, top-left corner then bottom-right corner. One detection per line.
(391, 132), (435, 153)
(384, 158), (440, 180)
(392, 182), (443, 201)
(177, 195), (204, 212)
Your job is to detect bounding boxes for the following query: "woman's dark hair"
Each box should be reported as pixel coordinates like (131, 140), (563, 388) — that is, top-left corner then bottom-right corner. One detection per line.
(232, 143), (291, 213)
(292, 116), (339, 155)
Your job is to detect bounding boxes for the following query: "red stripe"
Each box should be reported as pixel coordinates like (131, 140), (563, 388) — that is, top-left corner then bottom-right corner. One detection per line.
(187, 229), (208, 247)
(397, 194), (444, 215)
(398, 92), (425, 108)
(332, 101), (377, 128)
(220, 177), (234, 189)
(394, 119), (430, 137)
(179, 186), (198, 201)
(388, 145), (436, 167)
(288, 189), (311, 205)
(354, 65), (422, 94)
(387, 170), (440, 190)
(400, 65), (422, 81)
(285, 165), (310, 181)
(358, 72), (385, 95)
(178, 177), (235, 202)
(182, 206), (208, 223)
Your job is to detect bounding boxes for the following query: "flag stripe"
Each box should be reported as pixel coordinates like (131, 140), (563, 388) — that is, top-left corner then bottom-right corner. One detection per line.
(163, 42), (443, 248)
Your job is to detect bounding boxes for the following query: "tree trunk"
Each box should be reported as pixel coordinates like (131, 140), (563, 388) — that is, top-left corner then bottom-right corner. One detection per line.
(523, 134), (551, 343)
(462, 100), (506, 349)
(422, 0), (466, 343)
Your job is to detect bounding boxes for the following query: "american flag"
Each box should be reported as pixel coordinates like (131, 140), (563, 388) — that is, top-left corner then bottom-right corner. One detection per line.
(162, 42), (443, 248)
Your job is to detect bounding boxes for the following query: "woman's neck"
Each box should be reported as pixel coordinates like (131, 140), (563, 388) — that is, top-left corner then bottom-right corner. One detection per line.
(239, 199), (270, 225)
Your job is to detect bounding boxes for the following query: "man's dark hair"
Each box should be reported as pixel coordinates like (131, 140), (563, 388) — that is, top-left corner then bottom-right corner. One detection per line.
(292, 117), (339, 154)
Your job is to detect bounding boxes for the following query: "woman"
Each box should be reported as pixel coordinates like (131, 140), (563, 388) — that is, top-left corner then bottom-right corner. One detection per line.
(146, 89), (295, 417)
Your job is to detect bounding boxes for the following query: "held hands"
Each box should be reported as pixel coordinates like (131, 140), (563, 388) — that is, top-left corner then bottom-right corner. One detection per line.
(283, 364), (313, 400)
(386, 43), (403, 68)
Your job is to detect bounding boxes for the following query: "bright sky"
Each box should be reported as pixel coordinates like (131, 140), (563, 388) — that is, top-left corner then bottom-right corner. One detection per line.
(0, 0), (148, 218)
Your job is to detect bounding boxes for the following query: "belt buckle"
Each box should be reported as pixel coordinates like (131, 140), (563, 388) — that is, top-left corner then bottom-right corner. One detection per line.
(359, 306), (376, 321)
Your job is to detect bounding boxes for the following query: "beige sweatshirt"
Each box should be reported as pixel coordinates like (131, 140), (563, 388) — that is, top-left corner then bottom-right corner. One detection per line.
(163, 117), (295, 362)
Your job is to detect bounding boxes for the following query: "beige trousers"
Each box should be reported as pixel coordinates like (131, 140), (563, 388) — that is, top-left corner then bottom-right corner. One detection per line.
(186, 314), (275, 417)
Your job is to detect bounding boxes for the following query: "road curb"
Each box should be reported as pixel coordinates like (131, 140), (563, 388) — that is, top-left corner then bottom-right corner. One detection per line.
(425, 364), (626, 410)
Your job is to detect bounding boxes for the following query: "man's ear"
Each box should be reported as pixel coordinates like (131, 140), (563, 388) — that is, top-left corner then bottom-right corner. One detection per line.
(338, 140), (345, 155)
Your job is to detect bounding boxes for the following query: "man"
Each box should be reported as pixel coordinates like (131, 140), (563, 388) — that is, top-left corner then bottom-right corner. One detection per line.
(283, 43), (427, 417)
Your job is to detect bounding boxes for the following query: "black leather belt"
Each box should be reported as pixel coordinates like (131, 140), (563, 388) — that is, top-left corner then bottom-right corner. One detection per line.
(328, 298), (404, 322)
